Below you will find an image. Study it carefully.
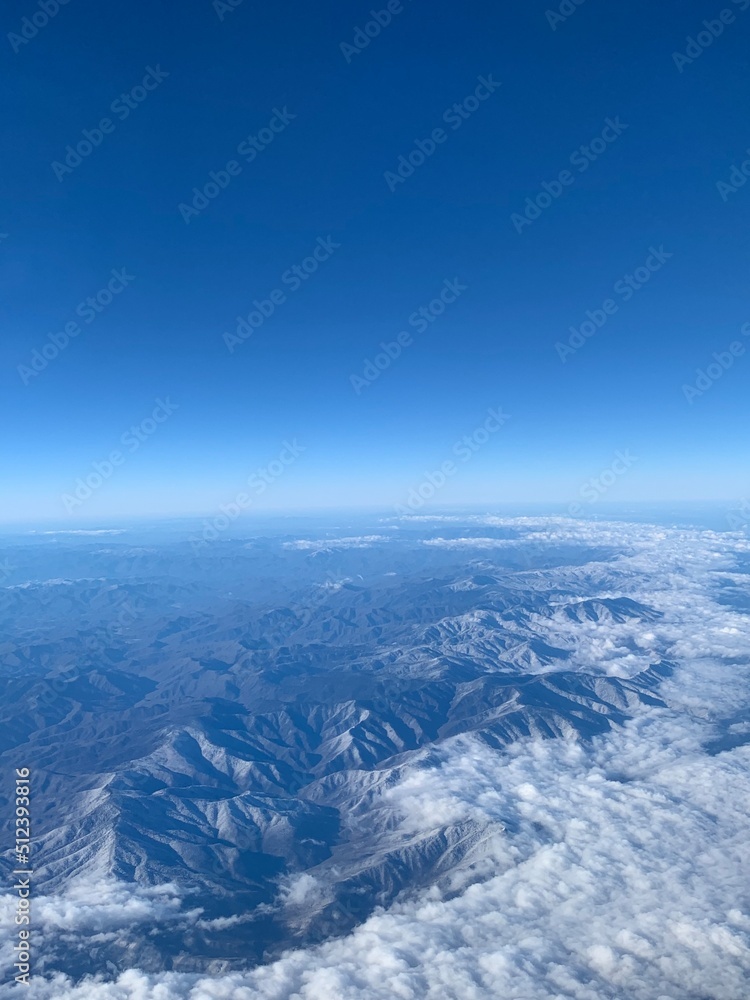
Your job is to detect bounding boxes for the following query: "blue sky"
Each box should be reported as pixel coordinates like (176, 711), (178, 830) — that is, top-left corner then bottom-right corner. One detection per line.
(2, 0), (749, 522)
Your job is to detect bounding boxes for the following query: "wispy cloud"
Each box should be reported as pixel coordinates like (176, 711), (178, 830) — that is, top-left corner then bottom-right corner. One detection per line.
(282, 534), (389, 552)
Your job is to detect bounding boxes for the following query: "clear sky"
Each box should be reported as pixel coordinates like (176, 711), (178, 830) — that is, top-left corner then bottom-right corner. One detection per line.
(2, 0), (749, 522)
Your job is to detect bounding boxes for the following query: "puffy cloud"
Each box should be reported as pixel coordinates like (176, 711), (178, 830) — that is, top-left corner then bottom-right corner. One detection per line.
(34, 880), (192, 933)
(279, 873), (324, 908)
(0, 880), (200, 994)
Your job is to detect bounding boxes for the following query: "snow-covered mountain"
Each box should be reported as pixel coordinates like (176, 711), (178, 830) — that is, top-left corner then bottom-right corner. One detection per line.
(1, 512), (749, 998)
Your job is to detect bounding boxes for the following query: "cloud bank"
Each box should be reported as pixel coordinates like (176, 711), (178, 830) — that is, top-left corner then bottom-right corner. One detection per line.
(5, 515), (750, 999)
(14, 710), (750, 999)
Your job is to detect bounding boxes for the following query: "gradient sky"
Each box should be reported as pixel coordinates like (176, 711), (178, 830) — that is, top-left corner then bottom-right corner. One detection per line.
(2, 0), (749, 522)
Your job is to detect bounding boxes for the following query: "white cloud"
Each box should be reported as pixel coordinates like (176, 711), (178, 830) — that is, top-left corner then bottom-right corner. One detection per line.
(34, 529), (127, 536)
(420, 536), (516, 549)
(0, 879), (200, 993)
(282, 535), (389, 552)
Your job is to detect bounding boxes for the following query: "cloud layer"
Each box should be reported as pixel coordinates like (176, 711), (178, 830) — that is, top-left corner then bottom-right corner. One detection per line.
(5, 515), (750, 999)
(15, 712), (750, 999)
